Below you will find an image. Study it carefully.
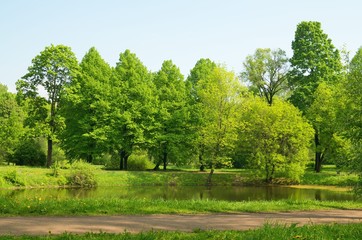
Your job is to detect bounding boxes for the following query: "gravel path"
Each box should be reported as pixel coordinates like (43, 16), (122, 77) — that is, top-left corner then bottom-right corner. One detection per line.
(1, 210), (362, 235)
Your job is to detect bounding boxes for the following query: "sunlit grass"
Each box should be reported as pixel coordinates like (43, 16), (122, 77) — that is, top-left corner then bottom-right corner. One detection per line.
(0, 196), (361, 216)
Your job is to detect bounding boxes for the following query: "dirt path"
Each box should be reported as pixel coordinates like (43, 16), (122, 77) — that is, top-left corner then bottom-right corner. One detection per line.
(1, 210), (362, 235)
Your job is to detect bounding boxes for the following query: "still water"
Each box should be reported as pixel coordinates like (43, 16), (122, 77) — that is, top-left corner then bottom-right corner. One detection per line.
(0, 186), (356, 201)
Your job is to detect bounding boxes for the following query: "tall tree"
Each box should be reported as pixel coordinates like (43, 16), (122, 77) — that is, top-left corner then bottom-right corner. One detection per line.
(342, 47), (362, 178)
(60, 47), (112, 162)
(0, 84), (24, 163)
(186, 59), (217, 170)
(110, 50), (156, 170)
(196, 65), (246, 169)
(17, 44), (79, 167)
(151, 60), (190, 170)
(288, 21), (342, 172)
(242, 48), (289, 105)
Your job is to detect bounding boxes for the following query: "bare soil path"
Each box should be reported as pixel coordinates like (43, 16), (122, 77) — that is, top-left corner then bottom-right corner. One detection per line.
(1, 210), (362, 235)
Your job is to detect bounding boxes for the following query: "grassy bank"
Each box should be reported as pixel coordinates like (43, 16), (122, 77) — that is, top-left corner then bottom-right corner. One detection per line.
(1, 197), (361, 216)
(2, 223), (362, 239)
(0, 165), (358, 189)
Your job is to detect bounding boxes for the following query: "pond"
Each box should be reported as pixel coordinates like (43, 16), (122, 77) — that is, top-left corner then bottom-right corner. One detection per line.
(0, 185), (357, 201)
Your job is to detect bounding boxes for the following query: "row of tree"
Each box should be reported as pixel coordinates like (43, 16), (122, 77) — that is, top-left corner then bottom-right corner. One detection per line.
(1, 21), (361, 182)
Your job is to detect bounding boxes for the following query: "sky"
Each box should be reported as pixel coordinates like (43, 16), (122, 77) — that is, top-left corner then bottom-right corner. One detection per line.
(1, 0), (361, 93)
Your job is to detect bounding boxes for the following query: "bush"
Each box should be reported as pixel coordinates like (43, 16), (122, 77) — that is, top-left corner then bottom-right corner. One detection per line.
(105, 150), (154, 170)
(128, 151), (154, 171)
(10, 138), (46, 166)
(3, 169), (25, 186)
(67, 161), (98, 188)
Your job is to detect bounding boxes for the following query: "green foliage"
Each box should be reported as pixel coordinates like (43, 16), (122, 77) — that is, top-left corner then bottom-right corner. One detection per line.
(60, 47), (112, 163)
(288, 21), (343, 173)
(127, 150), (154, 171)
(0, 84), (24, 163)
(17, 44), (79, 167)
(108, 50), (156, 169)
(9, 138), (46, 166)
(242, 48), (289, 105)
(150, 60), (193, 169)
(289, 21), (342, 112)
(67, 161), (98, 188)
(196, 66), (246, 168)
(238, 98), (314, 182)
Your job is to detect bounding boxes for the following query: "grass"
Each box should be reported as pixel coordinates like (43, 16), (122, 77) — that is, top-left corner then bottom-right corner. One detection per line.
(0, 196), (361, 216)
(1, 223), (362, 239)
(301, 166), (358, 186)
(0, 165), (358, 189)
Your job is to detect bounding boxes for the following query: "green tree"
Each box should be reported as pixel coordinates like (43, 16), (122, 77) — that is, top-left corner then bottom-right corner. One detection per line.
(17, 45), (79, 167)
(238, 98), (314, 183)
(109, 50), (156, 170)
(306, 82), (351, 171)
(60, 47), (112, 162)
(151, 60), (190, 170)
(289, 21), (342, 172)
(186, 59), (217, 170)
(197, 66), (246, 169)
(0, 84), (24, 163)
(242, 48), (289, 105)
(342, 47), (362, 180)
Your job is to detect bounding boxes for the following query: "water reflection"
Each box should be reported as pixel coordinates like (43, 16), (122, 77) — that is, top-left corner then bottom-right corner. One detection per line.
(0, 186), (356, 202)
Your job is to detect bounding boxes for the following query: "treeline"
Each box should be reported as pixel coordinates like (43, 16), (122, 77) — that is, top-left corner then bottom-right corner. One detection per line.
(0, 21), (361, 183)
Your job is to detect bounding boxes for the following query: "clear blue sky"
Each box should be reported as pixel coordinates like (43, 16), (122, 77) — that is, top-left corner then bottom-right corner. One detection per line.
(1, 0), (361, 92)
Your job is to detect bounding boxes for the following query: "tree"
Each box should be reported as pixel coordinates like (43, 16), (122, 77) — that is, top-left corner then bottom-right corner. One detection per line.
(238, 98), (314, 183)
(306, 82), (351, 171)
(186, 59), (217, 170)
(241, 48), (289, 105)
(342, 47), (362, 178)
(196, 65), (246, 169)
(151, 60), (190, 170)
(288, 21), (342, 172)
(60, 47), (112, 162)
(0, 84), (24, 163)
(109, 50), (156, 170)
(17, 45), (79, 167)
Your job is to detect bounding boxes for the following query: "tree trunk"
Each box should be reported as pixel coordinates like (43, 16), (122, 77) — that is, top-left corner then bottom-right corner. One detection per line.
(119, 150), (124, 170)
(46, 137), (53, 168)
(124, 154), (129, 170)
(162, 151), (167, 171)
(314, 132), (322, 173)
(153, 162), (161, 170)
(86, 154), (93, 163)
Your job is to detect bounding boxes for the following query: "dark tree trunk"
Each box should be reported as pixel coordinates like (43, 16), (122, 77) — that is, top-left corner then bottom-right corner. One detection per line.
(153, 162), (161, 170)
(46, 138), (53, 168)
(86, 154), (93, 163)
(124, 154), (129, 170)
(162, 151), (167, 171)
(314, 132), (322, 173)
(119, 150), (125, 170)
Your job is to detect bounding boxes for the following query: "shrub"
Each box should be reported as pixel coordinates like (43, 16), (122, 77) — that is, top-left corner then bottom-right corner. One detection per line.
(3, 169), (25, 186)
(105, 150), (154, 170)
(128, 151), (154, 171)
(67, 161), (98, 188)
(10, 138), (46, 166)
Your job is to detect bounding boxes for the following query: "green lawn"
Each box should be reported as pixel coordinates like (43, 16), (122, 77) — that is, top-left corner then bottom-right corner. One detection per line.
(0, 165), (358, 189)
